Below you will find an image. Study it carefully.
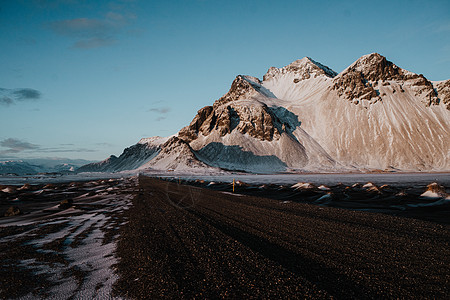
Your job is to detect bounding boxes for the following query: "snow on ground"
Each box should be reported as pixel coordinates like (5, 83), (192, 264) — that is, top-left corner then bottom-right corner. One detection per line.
(0, 176), (136, 299)
(0, 171), (136, 186)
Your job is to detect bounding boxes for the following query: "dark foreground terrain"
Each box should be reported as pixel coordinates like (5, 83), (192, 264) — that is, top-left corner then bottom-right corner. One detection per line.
(114, 176), (450, 299)
(173, 177), (450, 224)
(0, 178), (134, 299)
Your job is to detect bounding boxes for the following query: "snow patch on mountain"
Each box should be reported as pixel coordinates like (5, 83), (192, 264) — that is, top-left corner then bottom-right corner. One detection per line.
(263, 57), (337, 82)
(77, 141), (161, 173)
(139, 136), (217, 173)
(138, 136), (170, 145)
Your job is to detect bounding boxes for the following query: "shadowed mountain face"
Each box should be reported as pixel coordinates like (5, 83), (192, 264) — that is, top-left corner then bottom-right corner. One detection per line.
(196, 143), (288, 173)
(78, 53), (450, 174)
(77, 143), (160, 173)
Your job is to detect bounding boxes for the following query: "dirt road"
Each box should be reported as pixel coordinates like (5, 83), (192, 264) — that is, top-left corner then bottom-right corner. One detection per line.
(114, 176), (450, 299)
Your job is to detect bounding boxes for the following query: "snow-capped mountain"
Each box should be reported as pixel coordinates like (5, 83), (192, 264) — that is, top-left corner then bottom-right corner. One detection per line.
(0, 159), (92, 175)
(77, 137), (167, 173)
(0, 161), (40, 175)
(79, 53), (450, 174)
(138, 136), (216, 172)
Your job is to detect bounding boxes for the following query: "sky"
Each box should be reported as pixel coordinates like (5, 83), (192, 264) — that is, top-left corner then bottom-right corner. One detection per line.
(0, 0), (449, 162)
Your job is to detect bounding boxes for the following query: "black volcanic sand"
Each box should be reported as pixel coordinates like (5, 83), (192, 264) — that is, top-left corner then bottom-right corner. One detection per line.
(0, 179), (120, 220)
(0, 178), (133, 299)
(114, 176), (450, 299)
(164, 178), (450, 224)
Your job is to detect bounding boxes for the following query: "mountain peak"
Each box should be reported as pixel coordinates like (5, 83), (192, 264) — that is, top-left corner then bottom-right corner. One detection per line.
(263, 57), (337, 82)
(213, 75), (275, 107)
(353, 52), (385, 65)
(286, 56), (315, 67)
(331, 53), (440, 106)
(288, 56), (337, 76)
(343, 53), (408, 81)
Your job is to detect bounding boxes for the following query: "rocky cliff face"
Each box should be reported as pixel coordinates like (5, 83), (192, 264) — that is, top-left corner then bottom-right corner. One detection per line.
(213, 75), (275, 107)
(331, 53), (440, 107)
(178, 101), (282, 143)
(179, 75), (284, 143)
(436, 80), (450, 110)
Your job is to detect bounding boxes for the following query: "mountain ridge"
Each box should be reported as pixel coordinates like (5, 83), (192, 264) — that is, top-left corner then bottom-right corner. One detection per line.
(78, 53), (449, 174)
(0, 158), (92, 175)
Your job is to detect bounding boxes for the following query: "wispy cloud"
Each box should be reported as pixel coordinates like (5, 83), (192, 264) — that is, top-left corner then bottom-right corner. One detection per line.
(0, 88), (42, 106)
(46, 9), (135, 49)
(0, 97), (14, 106)
(0, 138), (97, 155)
(95, 142), (114, 147)
(148, 106), (171, 121)
(40, 147), (97, 153)
(0, 138), (40, 154)
(13, 88), (41, 100)
(148, 107), (171, 114)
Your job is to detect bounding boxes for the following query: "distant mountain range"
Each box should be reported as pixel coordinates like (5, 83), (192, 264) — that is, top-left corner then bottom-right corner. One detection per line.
(0, 158), (92, 175)
(78, 53), (450, 174)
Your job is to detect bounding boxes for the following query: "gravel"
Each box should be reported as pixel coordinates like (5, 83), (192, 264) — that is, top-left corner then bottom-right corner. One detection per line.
(114, 176), (450, 299)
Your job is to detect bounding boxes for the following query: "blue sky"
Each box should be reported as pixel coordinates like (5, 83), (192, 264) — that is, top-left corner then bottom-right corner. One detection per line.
(1, 0), (449, 161)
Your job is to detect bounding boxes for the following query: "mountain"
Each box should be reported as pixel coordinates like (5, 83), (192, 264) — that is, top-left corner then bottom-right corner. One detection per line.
(138, 136), (216, 172)
(0, 161), (40, 175)
(0, 158), (92, 175)
(79, 53), (450, 174)
(77, 136), (167, 173)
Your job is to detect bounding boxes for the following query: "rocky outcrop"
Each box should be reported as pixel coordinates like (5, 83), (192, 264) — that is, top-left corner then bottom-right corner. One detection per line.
(214, 75), (272, 107)
(144, 136), (209, 170)
(263, 57), (337, 82)
(179, 74), (285, 143)
(331, 53), (439, 106)
(420, 182), (448, 198)
(345, 53), (405, 81)
(157, 136), (193, 158)
(406, 74), (439, 106)
(332, 70), (381, 103)
(179, 102), (282, 143)
(435, 80), (450, 110)
(178, 106), (214, 141)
